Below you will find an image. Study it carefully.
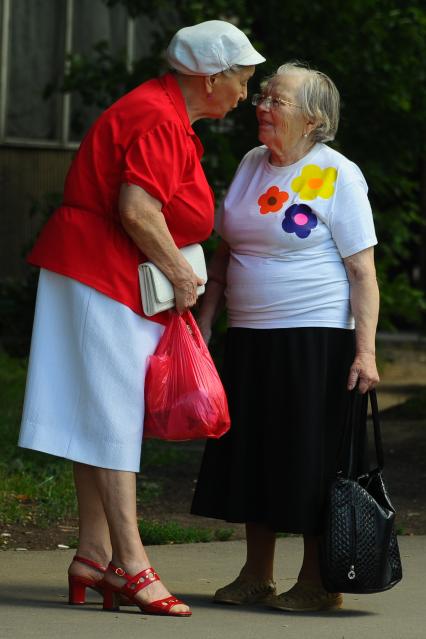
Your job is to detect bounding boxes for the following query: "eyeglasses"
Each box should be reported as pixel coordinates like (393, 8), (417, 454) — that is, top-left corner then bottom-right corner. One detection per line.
(251, 93), (302, 110)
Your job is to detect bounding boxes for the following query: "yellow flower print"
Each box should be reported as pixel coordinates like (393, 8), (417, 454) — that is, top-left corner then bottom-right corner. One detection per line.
(291, 165), (337, 200)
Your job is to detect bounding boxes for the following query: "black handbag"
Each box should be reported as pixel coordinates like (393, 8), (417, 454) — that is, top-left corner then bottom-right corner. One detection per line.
(320, 389), (402, 594)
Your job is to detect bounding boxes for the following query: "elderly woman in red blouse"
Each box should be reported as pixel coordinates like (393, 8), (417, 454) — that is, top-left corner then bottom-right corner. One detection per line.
(18, 20), (264, 617)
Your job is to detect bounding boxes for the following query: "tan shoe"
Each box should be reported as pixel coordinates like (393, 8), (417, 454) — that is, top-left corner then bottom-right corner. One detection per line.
(214, 574), (276, 605)
(268, 581), (343, 612)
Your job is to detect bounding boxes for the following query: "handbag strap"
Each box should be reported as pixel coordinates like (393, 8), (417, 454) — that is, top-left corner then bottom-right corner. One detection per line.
(369, 388), (384, 470)
(337, 389), (384, 478)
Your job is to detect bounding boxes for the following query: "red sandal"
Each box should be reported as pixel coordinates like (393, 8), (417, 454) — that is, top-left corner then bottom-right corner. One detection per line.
(102, 563), (192, 617)
(68, 555), (107, 605)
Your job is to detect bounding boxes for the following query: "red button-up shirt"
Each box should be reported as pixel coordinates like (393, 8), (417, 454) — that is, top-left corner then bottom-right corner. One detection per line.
(28, 73), (215, 324)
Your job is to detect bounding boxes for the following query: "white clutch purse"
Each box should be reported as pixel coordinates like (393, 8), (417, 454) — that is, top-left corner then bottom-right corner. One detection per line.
(138, 243), (207, 316)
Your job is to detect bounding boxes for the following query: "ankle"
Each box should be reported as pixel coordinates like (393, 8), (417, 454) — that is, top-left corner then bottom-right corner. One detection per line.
(75, 545), (111, 568)
(110, 555), (150, 575)
(240, 565), (274, 583)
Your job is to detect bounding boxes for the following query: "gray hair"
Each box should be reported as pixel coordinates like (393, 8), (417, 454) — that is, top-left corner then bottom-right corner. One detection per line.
(221, 64), (248, 77)
(262, 61), (340, 143)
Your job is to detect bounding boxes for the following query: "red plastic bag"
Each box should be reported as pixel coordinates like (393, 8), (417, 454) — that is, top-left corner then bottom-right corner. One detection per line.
(144, 311), (231, 441)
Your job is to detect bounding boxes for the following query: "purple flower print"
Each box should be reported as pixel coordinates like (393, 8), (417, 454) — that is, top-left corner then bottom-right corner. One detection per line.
(282, 204), (317, 239)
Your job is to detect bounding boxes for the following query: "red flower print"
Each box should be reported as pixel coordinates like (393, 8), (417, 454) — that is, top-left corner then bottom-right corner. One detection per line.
(258, 185), (289, 214)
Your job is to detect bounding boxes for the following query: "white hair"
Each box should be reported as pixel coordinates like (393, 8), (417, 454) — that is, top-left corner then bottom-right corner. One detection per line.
(262, 61), (340, 143)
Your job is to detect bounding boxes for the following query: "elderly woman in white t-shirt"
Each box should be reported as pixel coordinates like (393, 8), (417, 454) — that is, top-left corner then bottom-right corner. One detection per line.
(191, 61), (380, 612)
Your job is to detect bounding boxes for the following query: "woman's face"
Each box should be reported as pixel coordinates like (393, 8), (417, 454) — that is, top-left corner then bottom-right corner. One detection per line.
(256, 73), (311, 158)
(208, 66), (255, 118)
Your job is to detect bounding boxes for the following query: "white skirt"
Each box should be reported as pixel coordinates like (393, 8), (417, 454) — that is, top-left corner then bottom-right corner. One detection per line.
(19, 269), (164, 471)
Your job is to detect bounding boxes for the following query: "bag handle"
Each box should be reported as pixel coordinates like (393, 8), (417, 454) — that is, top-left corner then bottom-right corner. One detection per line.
(337, 389), (384, 479)
(369, 389), (384, 471)
(180, 310), (204, 350)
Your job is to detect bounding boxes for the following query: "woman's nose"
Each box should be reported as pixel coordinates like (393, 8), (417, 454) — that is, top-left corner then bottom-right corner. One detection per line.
(257, 101), (270, 112)
(240, 85), (248, 101)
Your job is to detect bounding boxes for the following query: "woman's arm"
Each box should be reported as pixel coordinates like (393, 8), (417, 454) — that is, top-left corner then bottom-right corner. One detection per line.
(119, 183), (204, 313)
(343, 246), (380, 394)
(197, 239), (230, 344)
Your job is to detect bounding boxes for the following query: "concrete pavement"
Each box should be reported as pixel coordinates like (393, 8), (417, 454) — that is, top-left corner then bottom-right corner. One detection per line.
(0, 536), (425, 639)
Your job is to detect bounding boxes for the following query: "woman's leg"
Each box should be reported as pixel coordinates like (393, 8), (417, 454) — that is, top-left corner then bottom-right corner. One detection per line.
(68, 462), (112, 582)
(242, 522), (276, 581)
(244, 531), (323, 585)
(298, 535), (322, 584)
(214, 521), (276, 604)
(92, 466), (189, 613)
(269, 534), (343, 611)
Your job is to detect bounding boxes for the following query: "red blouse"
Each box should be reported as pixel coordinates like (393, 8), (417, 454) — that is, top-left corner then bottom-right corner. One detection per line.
(28, 73), (215, 324)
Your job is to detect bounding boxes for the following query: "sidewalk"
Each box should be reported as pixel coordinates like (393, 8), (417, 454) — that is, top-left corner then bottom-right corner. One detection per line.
(0, 537), (424, 639)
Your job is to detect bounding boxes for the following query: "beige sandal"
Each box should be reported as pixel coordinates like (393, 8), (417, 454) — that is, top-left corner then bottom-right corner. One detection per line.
(214, 573), (276, 605)
(268, 581), (343, 612)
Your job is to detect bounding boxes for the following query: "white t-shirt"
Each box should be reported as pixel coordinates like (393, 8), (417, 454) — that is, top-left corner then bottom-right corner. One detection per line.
(216, 143), (377, 329)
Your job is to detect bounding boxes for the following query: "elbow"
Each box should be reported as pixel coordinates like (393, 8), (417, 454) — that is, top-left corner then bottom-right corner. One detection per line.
(346, 265), (376, 284)
(343, 247), (377, 285)
(119, 205), (140, 231)
(119, 205), (157, 237)
(344, 255), (377, 285)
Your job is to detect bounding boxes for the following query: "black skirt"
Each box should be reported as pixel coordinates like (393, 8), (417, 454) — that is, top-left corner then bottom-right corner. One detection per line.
(191, 327), (368, 535)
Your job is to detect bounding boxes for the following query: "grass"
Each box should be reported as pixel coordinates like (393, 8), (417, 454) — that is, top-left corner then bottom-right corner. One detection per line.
(0, 351), (77, 526)
(0, 352), (235, 544)
(0, 464), (76, 526)
(138, 520), (234, 545)
(141, 440), (194, 469)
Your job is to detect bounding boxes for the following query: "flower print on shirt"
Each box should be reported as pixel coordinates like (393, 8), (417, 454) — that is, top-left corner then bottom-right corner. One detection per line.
(282, 204), (318, 239)
(291, 165), (337, 200)
(258, 185), (289, 214)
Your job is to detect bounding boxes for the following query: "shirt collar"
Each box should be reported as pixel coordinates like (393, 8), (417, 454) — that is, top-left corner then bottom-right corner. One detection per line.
(159, 72), (194, 135)
(159, 72), (204, 158)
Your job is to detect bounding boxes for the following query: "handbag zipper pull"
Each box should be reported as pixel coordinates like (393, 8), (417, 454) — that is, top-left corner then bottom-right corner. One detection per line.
(348, 565), (356, 580)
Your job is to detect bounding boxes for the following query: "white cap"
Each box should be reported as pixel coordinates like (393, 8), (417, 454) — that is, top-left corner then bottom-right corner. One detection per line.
(166, 20), (266, 76)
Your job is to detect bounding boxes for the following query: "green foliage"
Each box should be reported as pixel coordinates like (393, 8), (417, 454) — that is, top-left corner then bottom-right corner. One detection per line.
(213, 527), (234, 541)
(104, 0), (251, 24)
(138, 519), (234, 544)
(0, 273), (38, 357)
(0, 352), (30, 465)
(56, 0), (426, 331)
(0, 192), (62, 357)
(141, 439), (193, 469)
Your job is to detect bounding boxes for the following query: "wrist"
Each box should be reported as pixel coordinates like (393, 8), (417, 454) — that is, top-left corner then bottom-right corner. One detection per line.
(170, 264), (195, 288)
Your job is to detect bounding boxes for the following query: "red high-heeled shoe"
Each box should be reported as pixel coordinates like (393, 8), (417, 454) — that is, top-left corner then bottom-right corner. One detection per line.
(102, 563), (192, 617)
(68, 555), (107, 605)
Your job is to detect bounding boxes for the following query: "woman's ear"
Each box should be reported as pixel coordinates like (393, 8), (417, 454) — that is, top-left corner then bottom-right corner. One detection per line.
(204, 73), (219, 96)
(304, 117), (318, 137)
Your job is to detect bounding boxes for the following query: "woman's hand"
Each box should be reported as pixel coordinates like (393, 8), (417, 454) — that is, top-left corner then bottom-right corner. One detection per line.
(173, 273), (205, 314)
(347, 351), (380, 394)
